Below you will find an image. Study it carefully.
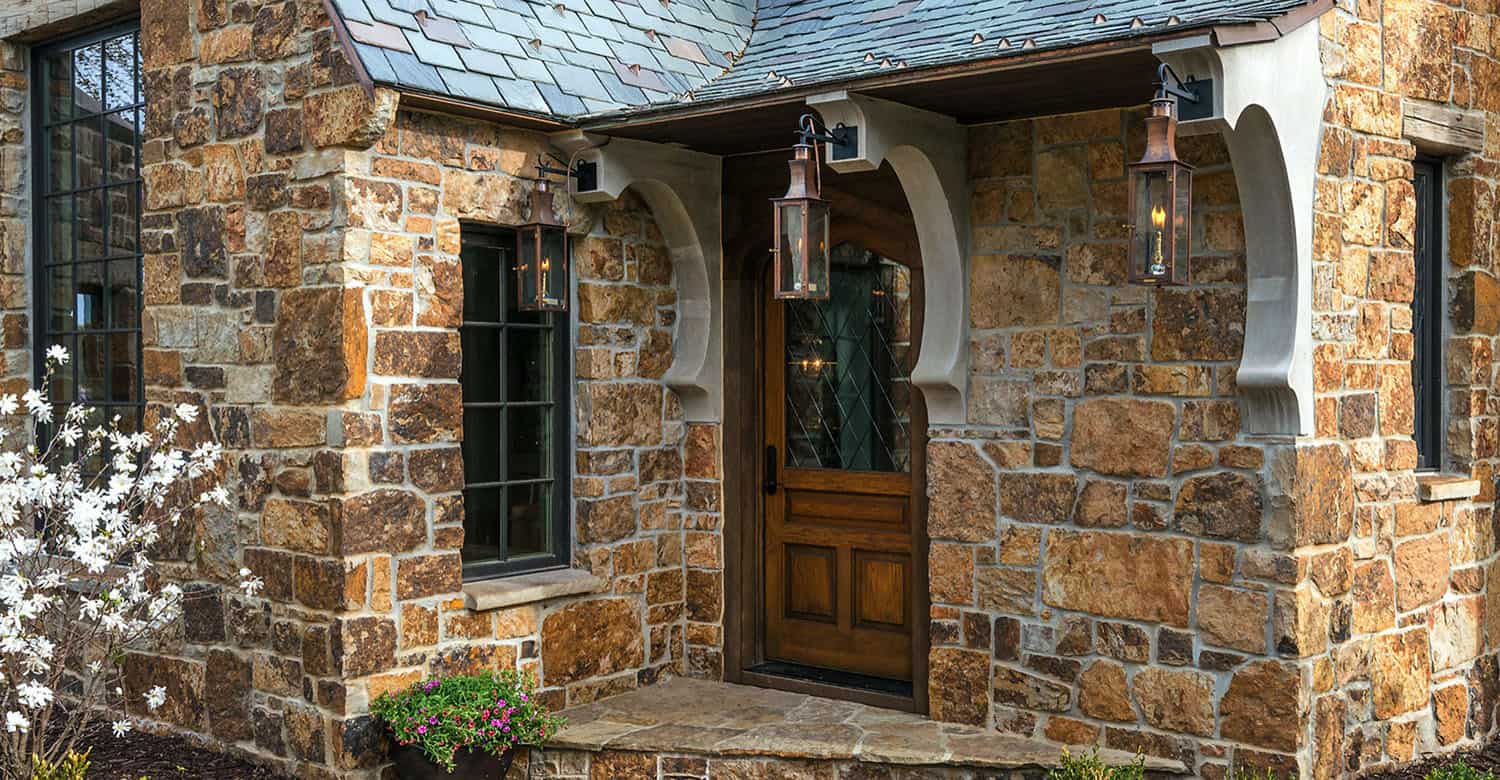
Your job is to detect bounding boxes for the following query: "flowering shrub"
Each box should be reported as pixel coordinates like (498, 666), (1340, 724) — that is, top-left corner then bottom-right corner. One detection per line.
(370, 670), (563, 771)
(0, 347), (254, 778)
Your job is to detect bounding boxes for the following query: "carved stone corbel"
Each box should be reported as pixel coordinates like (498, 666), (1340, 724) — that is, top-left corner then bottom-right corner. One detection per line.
(804, 91), (970, 425)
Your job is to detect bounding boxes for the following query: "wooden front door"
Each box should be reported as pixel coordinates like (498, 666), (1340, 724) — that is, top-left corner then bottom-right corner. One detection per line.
(762, 248), (920, 683)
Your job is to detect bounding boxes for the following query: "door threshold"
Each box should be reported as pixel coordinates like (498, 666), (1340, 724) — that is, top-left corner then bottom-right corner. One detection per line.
(743, 662), (914, 711)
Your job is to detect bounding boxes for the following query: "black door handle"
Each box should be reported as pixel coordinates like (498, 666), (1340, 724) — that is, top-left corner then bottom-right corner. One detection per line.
(764, 445), (778, 495)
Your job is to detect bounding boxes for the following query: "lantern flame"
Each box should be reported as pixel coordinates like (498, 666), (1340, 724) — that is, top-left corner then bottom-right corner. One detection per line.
(1151, 204), (1166, 229)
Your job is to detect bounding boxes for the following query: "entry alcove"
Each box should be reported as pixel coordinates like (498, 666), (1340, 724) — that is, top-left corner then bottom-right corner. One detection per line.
(720, 152), (931, 713)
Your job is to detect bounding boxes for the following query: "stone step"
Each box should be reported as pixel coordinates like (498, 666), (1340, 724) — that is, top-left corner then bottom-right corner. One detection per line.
(536, 677), (1188, 777)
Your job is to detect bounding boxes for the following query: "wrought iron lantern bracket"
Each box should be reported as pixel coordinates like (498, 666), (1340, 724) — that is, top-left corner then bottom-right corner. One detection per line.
(797, 114), (858, 160)
(1154, 63), (1216, 122)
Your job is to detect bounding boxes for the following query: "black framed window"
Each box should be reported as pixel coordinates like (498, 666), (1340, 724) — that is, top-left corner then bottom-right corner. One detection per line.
(32, 25), (144, 430)
(460, 227), (571, 579)
(1412, 159), (1443, 471)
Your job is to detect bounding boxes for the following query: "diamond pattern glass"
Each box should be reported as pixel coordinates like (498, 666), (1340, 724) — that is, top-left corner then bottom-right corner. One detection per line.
(783, 245), (913, 473)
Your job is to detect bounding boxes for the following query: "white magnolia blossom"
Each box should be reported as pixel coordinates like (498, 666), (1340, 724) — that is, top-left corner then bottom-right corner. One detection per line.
(0, 348), (248, 776)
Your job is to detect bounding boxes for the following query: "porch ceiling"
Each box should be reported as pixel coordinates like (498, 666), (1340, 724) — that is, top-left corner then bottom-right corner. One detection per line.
(580, 46), (1161, 155)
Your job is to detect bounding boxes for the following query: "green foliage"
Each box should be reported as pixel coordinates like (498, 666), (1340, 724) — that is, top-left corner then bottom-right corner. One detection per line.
(1424, 760), (1497, 780)
(30, 749), (90, 780)
(369, 670), (564, 772)
(1228, 769), (1285, 780)
(1048, 748), (1146, 780)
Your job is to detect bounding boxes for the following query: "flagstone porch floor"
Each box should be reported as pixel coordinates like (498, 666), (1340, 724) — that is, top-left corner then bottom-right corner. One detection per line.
(548, 677), (1187, 774)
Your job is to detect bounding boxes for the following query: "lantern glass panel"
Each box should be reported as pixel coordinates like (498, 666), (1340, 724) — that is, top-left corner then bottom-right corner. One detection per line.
(807, 200), (829, 297)
(516, 225), (568, 311)
(776, 199), (831, 299)
(1130, 168), (1173, 282)
(517, 227), (540, 308)
(776, 201), (804, 296)
(538, 225), (567, 309)
(1171, 164), (1192, 284)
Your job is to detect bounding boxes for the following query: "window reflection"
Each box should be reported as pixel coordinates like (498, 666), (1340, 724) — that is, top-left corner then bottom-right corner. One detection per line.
(38, 28), (143, 426)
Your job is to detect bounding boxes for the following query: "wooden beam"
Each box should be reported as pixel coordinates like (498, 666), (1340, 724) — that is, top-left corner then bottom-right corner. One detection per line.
(1403, 100), (1485, 156)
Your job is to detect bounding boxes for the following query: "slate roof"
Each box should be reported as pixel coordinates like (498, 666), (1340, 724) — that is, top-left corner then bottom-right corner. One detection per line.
(331, 0), (1317, 121)
(332, 0), (753, 116)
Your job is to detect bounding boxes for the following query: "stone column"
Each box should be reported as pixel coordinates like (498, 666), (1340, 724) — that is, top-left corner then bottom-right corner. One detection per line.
(134, 0), (397, 773)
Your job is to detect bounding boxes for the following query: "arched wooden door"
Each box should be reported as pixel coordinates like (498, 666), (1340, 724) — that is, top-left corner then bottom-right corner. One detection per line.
(760, 243), (923, 685)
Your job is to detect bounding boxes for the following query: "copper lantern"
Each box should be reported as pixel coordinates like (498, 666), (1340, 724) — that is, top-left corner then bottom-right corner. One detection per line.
(1128, 94), (1192, 285)
(772, 139), (831, 300)
(517, 175), (569, 311)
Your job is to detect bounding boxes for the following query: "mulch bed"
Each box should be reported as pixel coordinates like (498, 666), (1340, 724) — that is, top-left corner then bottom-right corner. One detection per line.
(68, 724), (290, 780)
(1363, 741), (1500, 780)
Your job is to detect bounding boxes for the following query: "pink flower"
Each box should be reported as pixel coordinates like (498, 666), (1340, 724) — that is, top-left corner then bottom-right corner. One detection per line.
(417, 726), (427, 735)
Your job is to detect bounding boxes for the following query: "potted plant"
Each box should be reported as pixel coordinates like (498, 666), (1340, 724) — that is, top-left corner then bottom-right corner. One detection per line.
(371, 670), (563, 778)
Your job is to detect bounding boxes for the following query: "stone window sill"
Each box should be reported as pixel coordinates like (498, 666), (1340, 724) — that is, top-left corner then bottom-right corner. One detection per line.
(1416, 474), (1481, 503)
(462, 568), (604, 612)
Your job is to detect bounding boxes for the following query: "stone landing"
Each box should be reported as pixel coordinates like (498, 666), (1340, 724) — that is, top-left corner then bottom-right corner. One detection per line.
(528, 677), (1187, 778)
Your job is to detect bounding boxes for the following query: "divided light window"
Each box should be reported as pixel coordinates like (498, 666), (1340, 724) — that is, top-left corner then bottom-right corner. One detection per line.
(459, 228), (571, 579)
(1412, 159), (1443, 471)
(33, 25), (144, 429)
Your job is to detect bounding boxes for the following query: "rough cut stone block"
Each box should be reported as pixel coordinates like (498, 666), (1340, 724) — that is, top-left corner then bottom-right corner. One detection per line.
(1069, 399), (1175, 478)
(540, 599), (644, 686)
(1041, 531), (1191, 626)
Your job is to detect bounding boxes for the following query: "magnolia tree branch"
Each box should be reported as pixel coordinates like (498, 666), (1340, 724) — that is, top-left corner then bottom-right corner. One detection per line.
(0, 349), (260, 778)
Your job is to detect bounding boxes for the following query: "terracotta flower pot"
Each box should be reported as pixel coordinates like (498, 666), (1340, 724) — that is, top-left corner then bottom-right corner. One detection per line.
(391, 743), (516, 778)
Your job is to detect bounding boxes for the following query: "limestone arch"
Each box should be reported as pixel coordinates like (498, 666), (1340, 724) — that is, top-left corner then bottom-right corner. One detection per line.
(556, 133), (723, 422)
(805, 92), (970, 425)
(1155, 23), (1326, 435)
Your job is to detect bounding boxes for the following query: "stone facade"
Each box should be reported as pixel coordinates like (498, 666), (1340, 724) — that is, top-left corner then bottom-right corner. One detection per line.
(0, 41), (26, 405)
(3, 0), (1499, 777)
(29, 1), (727, 776)
(0, 0), (130, 39)
(1301, 0), (1500, 774)
(929, 107), (1295, 777)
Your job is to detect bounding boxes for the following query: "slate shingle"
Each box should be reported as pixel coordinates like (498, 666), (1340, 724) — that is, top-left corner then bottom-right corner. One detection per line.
(329, 0), (1314, 120)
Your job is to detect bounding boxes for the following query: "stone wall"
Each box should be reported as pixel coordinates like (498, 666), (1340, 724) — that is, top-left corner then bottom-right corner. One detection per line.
(928, 108), (1301, 777)
(129, 0), (398, 775)
(0, 0), (132, 39)
(1303, 0), (1500, 774)
(0, 41), (27, 404)
(124, 0), (725, 767)
(11, 0), (1498, 776)
(339, 109), (726, 742)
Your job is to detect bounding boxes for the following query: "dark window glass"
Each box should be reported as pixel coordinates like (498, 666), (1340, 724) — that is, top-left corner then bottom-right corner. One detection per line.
(1412, 159), (1443, 471)
(34, 26), (143, 430)
(460, 229), (570, 579)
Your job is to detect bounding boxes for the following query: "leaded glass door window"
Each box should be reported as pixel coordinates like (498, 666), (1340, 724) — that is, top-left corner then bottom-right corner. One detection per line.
(782, 244), (913, 473)
(33, 26), (144, 430)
